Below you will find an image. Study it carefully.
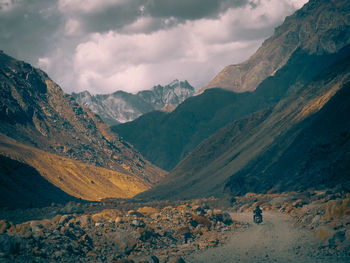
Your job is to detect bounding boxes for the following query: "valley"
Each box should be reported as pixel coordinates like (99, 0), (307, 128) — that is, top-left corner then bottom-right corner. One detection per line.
(0, 189), (349, 262)
(1, 0), (350, 262)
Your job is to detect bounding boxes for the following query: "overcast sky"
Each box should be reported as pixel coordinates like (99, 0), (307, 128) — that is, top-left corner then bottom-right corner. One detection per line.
(0, 0), (307, 94)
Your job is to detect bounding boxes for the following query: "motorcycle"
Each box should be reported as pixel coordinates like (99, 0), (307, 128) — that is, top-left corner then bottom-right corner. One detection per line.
(253, 213), (263, 224)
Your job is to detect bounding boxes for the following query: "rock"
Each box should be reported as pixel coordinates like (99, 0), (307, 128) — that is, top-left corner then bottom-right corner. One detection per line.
(78, 215), (92, 227)
(292, 199), (307, 208)
(91, 209), (124, 222)
(8, 222), (31, 236)
(137, 206), (160, 216)
(54, 250), (67, 259)
(52, 214), (62, 224)
(311, 215), (321, 228)
(176, 226), (191, 236)
(114, 259), (135, 263)
(105, 230), (137, 254)
(61, 201), (83, 214)
(189, 214), (211, 228)
(59, 215), (74, 225)
(0, 220), (10, 234)
(115, 216), (123, 224)
(212, 212), (232, 225)
(29, 220), (47, 232)
(328, 231), (346, 246)
(128, 211), (144, 218)
(78, 234), (93, 247)
(131, 220), (139, 227)
(138, 228), (158, 241)
(86, 251), (98, 259)
(151, 255), (160, 263)
(168, 256), (186, 263)
(0, 234), (26, 255)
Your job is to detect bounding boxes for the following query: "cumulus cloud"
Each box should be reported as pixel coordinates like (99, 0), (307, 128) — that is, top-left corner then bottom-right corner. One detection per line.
(0, 0), (308, 94)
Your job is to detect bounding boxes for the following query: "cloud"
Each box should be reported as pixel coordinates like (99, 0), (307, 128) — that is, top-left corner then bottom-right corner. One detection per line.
(0, 0), (308, 94)
(0, 0), (61, 62)
(64, 0), (307, 94)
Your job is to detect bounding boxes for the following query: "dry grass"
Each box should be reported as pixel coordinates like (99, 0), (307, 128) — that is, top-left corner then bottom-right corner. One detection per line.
(0, 134), (149, 201)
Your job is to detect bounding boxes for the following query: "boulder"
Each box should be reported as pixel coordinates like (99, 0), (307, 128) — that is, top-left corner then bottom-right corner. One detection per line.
(168, 256), (186, 263)
(105, 230), (137, 254)
(78, 215), (92, 227)
(189, 214), (211, 228)
(137, 207), (160, 216)
(59, 214), (74, 225)
(91, 209), (124, 222)
(0, 220), (11, 234)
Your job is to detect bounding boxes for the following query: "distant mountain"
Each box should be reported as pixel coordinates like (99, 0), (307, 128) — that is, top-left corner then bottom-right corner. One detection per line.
(200, 0), (350, 93)
(0, 51), (164, 207)
(138, 47), (350, 200)
(113, 45), (350, 172)
(72, 80), (194, 125)
(113, 0), (350, 173)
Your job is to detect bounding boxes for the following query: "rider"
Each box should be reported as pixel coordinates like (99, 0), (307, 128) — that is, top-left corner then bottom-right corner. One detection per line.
(253, 205), (262, 217)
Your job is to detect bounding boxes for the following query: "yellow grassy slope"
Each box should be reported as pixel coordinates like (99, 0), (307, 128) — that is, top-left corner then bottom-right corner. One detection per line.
(0, 134), (149, 201)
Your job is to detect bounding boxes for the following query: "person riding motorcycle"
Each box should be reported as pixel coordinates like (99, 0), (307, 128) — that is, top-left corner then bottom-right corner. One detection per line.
(253, 205), (262, 216)
(253, 205), (263, 224)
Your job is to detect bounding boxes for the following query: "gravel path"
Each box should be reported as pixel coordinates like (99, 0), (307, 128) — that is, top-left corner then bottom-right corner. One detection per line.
(185, 211), (350, 263)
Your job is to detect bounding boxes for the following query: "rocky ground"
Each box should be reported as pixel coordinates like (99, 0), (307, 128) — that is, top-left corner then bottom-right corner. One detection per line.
(0, 188), (349, 263)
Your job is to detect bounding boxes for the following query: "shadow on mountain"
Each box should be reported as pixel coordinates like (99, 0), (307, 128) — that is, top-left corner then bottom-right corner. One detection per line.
(226, 80), (350, 195)
(114, 45), (350, 172)
(0, 155), (78, 208)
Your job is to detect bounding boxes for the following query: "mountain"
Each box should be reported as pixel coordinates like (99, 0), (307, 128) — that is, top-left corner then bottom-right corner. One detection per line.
(72, 80), (194, 125)
(113, 43), (350, 172)
(113, 0), (350, 172)
(0, 51), (164, 207)
(200, 0), (350, 93)
(138, 47), (350, 200)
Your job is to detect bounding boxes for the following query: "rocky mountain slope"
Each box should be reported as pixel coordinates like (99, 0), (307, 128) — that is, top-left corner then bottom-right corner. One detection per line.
(113, 42), (350, 171)
(200, 0), (350, 93)
(0, 51), (164, 207)
(138, 46), (350, 200)
(72, 80), (194, 125)
(113, 0), (350, 173)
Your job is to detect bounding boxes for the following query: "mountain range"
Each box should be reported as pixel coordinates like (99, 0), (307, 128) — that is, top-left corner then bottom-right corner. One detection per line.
(138, 48), (350, 200)
(0, 51), (164, 207)
(1, 0), (350, 207)
(128, 0), (350, 199)
(113, 0), (350, 171)
(72, 80), (194, 125)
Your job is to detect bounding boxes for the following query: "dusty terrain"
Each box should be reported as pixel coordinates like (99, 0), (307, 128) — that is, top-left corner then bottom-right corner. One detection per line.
(0, 189), (349, 262)
(186, 211), (349, 262)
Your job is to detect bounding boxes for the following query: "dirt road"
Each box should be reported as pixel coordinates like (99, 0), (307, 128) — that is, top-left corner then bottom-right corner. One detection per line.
(185, 211), (349, 263)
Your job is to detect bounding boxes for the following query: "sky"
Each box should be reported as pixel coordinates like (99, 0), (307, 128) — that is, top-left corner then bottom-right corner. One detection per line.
(0, 0), (308, 94)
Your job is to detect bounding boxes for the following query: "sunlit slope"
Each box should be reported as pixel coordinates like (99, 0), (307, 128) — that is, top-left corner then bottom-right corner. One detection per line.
(0, 134), (149, 201)
(200, 0), (350, 93)
(0, 51), (164, 186)
(137, 49), (350, 200)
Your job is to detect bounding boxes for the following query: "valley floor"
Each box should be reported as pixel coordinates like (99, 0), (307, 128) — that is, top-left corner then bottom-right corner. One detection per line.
(186, 212), (349, 263)
(0, 189), (349, 262)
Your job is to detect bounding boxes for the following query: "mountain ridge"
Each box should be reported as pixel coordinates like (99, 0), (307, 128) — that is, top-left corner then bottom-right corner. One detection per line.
(113, 44), (350, 171)
(0, 51), (164, 206)
(72, 80), (194, 125)
(200, 0), (350, 93)
(137, 47), (350, 200)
